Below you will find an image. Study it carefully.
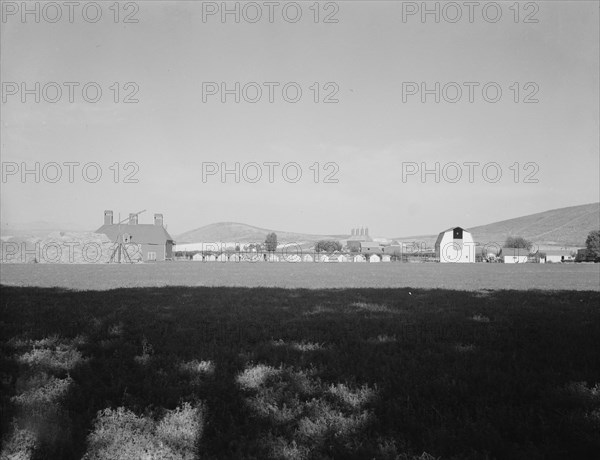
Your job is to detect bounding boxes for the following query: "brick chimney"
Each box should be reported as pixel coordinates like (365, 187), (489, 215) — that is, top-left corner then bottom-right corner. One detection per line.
(154, 213), (164, 227)
(129, 213), (138, 225)
(104, 210), (113, 225)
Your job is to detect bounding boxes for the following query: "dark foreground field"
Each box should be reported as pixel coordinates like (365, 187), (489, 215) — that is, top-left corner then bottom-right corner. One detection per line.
(1, 286), (599, 459)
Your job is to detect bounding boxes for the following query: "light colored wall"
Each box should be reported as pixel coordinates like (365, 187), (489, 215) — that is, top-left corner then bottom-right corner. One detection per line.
(504, 256), (528, 264)
(438, 231), (475, 263)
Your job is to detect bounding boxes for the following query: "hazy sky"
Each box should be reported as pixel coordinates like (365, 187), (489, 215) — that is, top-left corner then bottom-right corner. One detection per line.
(1, 1), (598, 237)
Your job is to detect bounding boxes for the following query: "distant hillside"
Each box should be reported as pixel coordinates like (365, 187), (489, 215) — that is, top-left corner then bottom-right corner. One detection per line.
(397, 203), (600, 248)
(1, 221), (88, 239)
(175, 222), (347, 244)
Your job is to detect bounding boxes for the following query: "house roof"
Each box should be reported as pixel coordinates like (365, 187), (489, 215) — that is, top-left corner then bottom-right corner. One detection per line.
(96, 224), (174, 245)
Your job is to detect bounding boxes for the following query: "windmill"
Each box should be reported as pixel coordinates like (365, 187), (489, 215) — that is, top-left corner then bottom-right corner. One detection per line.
(108, 209), (146, 263)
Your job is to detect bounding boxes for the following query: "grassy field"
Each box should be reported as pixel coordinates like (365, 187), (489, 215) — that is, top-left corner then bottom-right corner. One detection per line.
(1, 262), (599, 291)
(1, 284), (599, 459)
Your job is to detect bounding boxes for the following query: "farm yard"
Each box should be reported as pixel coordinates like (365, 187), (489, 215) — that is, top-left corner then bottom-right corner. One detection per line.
(1, 261), (599, 291)
(1, 284), (599, 459)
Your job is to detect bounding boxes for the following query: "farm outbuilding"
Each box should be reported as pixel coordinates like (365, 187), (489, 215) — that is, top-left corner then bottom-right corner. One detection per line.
(544, 249), (575, 263)
(360, 242), (385, 255)
(96, 211), (174, 262)
(353, 254), (366, 262)
(346, 227), (373, 252)
(434, 227), (475, 263)
(324, 253), (348, 263)
(266, 254), (280, 262)
(501, 248), (528, 264)
(302, 254), (314, 263)
(369, 254), (381, 263)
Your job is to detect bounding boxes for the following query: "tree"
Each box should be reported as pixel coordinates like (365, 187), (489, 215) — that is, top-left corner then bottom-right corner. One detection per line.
(315, 240), (342, 253)
(247, 243), (262, 252)
(265, 233), (278, 252)
(505, 236), (533, 251)
(585, 230), (600, 259)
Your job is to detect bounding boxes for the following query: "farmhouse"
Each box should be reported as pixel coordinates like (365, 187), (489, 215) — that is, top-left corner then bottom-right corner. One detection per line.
(501, 247), (529, 264)
(96, 211), (174, 262)
(435, 227), (475, 263)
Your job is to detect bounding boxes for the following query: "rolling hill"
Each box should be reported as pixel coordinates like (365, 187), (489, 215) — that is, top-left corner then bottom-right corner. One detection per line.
(177, 203), (599, 248)
(0, 221), (88, 239)
(397, 203), (600, 248)
(175, 222), (347, 245)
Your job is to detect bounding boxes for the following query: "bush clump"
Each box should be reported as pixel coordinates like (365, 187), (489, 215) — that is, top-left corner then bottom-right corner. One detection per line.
(83, 403), (204, 460)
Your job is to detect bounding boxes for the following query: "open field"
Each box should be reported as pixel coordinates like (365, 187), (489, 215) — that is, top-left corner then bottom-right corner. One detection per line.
(1, 262), (599, 291)
(1, 285), (599, 459)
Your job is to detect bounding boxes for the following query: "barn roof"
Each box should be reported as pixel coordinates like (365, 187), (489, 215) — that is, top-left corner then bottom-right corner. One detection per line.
(434, 226), (471, 248)
(96, 224), (174, 245)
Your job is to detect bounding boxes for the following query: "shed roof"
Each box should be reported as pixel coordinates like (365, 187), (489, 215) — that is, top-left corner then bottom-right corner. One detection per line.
(543, 249), (574, 256)
(501, 247), (530, 257)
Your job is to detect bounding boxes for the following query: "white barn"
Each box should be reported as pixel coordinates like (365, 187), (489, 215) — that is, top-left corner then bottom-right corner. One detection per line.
(369, 254), (381, 263)
(435, 227), (475, 263)
(353, 254), (366, 263)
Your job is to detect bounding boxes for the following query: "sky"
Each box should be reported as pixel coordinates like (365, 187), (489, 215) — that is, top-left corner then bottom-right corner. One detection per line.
(1, 1), (598, 238)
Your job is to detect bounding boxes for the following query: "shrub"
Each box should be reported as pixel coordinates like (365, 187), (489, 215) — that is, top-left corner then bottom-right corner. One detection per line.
(83, 403), (204, 460)
(237, 364), (281, 390)
(0, 424), (36, 460)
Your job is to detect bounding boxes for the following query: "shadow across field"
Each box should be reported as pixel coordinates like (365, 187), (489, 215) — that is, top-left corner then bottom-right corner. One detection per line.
(1, 285), (599, 459)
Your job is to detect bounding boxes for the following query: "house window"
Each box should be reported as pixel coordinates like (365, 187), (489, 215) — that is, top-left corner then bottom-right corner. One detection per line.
(147, 251), (157, 261)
